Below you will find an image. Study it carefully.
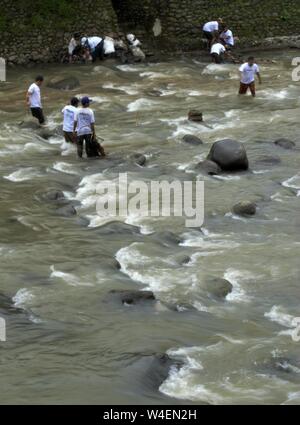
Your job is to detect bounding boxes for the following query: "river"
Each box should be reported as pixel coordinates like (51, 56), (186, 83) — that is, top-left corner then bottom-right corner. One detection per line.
(0, 50), (299, 405)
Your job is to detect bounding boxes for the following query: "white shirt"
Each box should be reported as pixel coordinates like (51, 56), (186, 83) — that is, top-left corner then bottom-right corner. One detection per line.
(74, 108), (95, 136)
(28, 83), (42, 108)
(220, 29), (234, 46)
(82, 37), (102, 51)
(211, 43), (226, 55)
(203, 21), (219, 33)
(62, 105), (77, 132)
(68, 38), (78, 55)
(104, 37), (115, 54)
(239, 63), (260, 84)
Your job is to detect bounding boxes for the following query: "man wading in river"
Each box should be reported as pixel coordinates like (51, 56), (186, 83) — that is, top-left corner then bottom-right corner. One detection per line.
(239, 56), (262, 97)
(73, 97), (105, 158)
(26, 75), (45, 125)
(62, 97), (79, 144)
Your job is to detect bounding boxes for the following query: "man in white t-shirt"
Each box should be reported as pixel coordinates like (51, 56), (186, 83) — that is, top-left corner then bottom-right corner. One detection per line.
(210, 41), (226, 64)
(73, 97), (105, 158)
(62, 97), (79, 143)
(26, 75), (45, 125)
(202, 18), (223, 48)
(239, 57), (262, 97)
(220, 25), (235, 50)
(81, 36), (104, 62)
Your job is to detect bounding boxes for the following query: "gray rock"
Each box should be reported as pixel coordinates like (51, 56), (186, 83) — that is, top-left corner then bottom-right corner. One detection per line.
(274, 138), (296, 150)
(207, 139), (249, 172)
(195, 160), (221, 175)
(233, 201), (257, 216)
(130, 153), (147, 166)
(203, 277), (233, 299)
(45, 190), (65, 201)
(47, 77), (80, 91)
(109, 290), (155, 305)
(256, 155), (281, 165)
(56, 204), (77, 217)
(188, 110), (203, 122)
(19, 121), (40, 130)
(182, 134), (203, 145)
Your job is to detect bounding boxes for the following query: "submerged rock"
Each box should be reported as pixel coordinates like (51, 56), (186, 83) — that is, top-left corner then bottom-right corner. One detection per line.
(207, 139), (249, 172)
(202, 277), (233, 299)
(195, 160), (221, 175)
(274, 138), (296, 150)
(19, 121), (40, 130)
(188, 110), (203, 122)
(56, 204), (77, 217)
(182, 134), (203, 145)
(47, 77), (80, 91)
(130, 153), (147, 166)
(256, 155), (281, 165)
(233, 201), (257, 217)
(109, 290), (156, 305)
(44, 190), (65, 201)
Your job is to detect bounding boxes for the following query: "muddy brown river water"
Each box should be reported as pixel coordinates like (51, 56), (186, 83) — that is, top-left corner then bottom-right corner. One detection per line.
(0, 50), (300, 404)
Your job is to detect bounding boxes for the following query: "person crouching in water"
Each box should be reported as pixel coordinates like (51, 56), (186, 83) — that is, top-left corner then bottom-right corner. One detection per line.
(126, 34), (146, 61)
(73, 97), (105, 158)
(68, 32), (82, 63)
(26, 75), (45, 125)
(62, 97), (79, 144)
(210, 40), (226, 64)
(239, 56), (262, 97)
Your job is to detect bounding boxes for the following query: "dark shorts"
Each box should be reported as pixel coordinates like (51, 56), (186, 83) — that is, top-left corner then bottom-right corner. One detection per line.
(31, 107), (45, 124)
(64, 131), (76, 143)
(239, 82), (256, 96)
(211, 53), (222, 64)
(203, 31), (213, 41)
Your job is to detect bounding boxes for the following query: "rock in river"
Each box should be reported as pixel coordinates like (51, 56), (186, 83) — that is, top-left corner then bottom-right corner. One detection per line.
(47, 77), (80, 91)
(274, 138), (296, 150)
(207, 139), (249, 172)
(194, 160), (221, 175)
(182, 134), (203, 145)
(233, 201), (257, 217)
(109, 290), (156, 305)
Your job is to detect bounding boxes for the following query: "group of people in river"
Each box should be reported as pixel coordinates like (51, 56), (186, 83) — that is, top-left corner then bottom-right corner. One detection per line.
(203, 18), (237, 64)
(66, 32), (145, 64)
(26, 76), (106, 159)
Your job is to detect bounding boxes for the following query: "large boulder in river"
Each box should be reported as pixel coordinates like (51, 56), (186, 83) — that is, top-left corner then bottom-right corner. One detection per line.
(188, 110), (203, 122)
(47, 77), (80, 91)
(207, 139), (249, 172)
(182, 134), (203, 146)
(233, 201), (257, 217)
(202, 277), (233, 299)
(274, 138), (296, 150)
(130, 153), (147, 166)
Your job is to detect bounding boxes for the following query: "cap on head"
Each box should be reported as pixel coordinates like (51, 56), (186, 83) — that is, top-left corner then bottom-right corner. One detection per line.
(71, 96), (79, 107)
(81, 96), (91, 106)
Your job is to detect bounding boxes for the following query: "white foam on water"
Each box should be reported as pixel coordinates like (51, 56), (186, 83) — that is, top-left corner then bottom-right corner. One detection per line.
(202, 63), (232, 76)
(283, 391), (300, 404)
(180, 231), (240, 250)
(52, 161), (80, 175)
(4, 167), (42, 182)
(13, 288), (35, 308)
(139, 71), (166, 79)
(213, 175), (241, 181)
(127, 98), (160, 112)
(116, 64), (145, 72)
(23, 142), (53, 153)
(282, 174), (300, 190)
(102, 83), (139, 95)
(264, 305), (298, 328)
(50, 266), (93, 287)
(223, 269), (252, 303)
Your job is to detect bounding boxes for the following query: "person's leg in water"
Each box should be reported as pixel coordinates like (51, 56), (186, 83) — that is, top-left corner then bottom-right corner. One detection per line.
(77, 136), (84, 158)
(239, 82), (249, 95)
(203, 31), (213, 49)
(31, 107), (45, 125)
(64, 132), (76, 143)
(85, 134), (94, 157)
(211, 53), (221, 64)
(249, 82), (256, 97)
(92, 40), (105, 62)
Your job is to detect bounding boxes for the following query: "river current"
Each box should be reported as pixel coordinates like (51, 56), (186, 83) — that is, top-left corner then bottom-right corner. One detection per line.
(0, 50), (299, 404)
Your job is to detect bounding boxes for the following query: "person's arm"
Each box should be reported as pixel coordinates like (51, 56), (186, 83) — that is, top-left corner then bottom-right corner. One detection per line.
(26, 88), (32, 106)
(257, 71), (262, 84)
(73, 118), (77, 136)
(91, 123), (95, 138)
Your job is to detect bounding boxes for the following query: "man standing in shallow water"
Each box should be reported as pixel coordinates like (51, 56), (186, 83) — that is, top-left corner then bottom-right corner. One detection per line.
(26, 75), (45, 125)
(239, 56), (262, 97)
